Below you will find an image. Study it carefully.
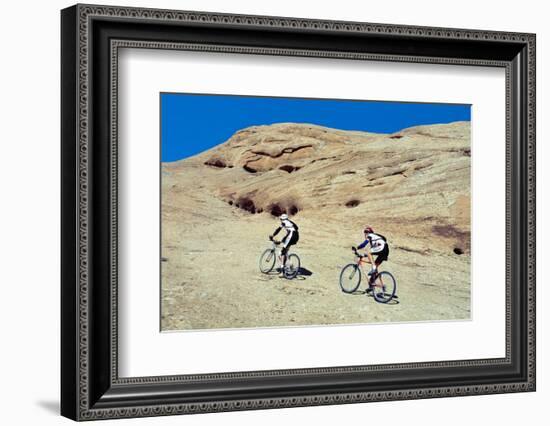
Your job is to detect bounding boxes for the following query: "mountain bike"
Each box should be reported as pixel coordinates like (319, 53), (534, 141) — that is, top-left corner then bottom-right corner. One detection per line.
(339, 249), (397, 303)
(259, 237), (301, 279)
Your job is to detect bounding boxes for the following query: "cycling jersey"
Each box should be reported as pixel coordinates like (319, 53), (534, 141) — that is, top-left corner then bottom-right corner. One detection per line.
(358, 232), (386, 253)
(273, 219), (299, 248)
(280, 219), (297, 233)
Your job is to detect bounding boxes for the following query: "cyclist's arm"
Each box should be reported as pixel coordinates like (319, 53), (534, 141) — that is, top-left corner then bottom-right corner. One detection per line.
(272, 226), (282, 237)
(357, 239), (369, 250)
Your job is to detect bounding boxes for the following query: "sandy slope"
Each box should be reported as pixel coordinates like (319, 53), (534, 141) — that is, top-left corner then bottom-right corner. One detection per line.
(161, 122), (471, 330)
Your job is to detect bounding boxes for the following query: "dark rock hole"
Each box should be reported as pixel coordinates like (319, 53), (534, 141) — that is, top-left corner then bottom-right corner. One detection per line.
(204, 159), (227, 168)
(237, 197), (256, 214)
(453, 247), (464, 255)
(268, 202), (300, 217)
(279, 165), (301, 173)
(269, 204), (285, 217)
(345, 199), (360, 208)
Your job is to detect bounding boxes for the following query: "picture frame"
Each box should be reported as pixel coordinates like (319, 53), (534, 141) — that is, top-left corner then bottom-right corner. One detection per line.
(61, 3), (536, 421)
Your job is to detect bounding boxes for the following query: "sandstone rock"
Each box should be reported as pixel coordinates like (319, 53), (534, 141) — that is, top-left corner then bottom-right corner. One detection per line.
(164, 121), (471, 256)
(160, 122), (471, 330)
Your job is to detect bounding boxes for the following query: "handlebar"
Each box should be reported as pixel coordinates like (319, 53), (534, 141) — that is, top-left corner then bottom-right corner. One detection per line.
(352, 247), (371, 262)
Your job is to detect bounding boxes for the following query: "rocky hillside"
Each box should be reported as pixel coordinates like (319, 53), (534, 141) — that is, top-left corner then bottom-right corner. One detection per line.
(160, 122), (471, 330)
(164, 121), (471, 257)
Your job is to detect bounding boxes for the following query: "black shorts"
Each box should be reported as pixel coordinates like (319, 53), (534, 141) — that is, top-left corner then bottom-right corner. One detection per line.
(373, 245), (389, 265)
(281, 232), (299, 255)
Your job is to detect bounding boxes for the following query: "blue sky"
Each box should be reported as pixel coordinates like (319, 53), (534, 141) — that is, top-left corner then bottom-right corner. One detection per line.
(161, 93), (471, 163)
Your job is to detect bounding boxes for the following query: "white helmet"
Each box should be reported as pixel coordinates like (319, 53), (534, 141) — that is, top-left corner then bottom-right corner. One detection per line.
(279, 213), (288, 220)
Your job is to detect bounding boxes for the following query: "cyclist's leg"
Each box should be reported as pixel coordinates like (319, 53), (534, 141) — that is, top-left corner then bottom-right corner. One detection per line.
(286, 233), (297, 253)
(277, 248), (283, 268)
(370, 250), (389, 294)
(280, 245), (288, 267)
(375, 245), (389, 268)
(374, 256), (384, 278)
(281, 232), (297, 266)
(365, 251), (377, 291)
(371, 247), (389, 285)
(366, 250), (376, 275)
(284, 237), (299, 269)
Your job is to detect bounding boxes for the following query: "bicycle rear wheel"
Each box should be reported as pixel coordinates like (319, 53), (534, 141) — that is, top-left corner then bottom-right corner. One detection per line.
(259, 249), (276, 273)
(339, 264), (361, 293)
(371, 271), (397, 303)
(284, 254), (301, 279)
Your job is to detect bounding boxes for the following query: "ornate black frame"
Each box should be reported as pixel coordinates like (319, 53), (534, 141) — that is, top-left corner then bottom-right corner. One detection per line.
(61, 4), (536, 421)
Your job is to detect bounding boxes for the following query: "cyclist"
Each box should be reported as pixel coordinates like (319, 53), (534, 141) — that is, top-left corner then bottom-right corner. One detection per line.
(271, 213), (300, 271)
(352, 226), (389, 279)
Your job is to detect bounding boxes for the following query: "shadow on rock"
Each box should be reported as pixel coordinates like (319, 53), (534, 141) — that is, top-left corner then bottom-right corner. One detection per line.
(297, 267), (313, 277)
(350, 290), (400, 305)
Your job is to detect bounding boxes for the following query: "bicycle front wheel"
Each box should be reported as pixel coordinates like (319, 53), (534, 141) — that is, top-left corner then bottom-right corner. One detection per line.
(339, 264), (361, 293)
(372, 271), (397, 303)
(259, 249), (276, 273)
(284, 254), (301, 279)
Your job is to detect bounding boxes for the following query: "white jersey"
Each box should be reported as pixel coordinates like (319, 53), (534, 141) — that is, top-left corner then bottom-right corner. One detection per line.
(274, 219), (299, 248)
(280, 219), (296, 232)
(366, 232), (386, 253)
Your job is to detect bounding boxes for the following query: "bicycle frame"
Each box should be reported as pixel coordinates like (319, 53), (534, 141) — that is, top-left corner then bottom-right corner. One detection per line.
(268, 240), (286, 266)
(354, 253), (385, 289)
(270, 240), (281, 253)
(265, 239), (299, 279)
(355, 255), (371, 267)
(271, 238), (299, 262)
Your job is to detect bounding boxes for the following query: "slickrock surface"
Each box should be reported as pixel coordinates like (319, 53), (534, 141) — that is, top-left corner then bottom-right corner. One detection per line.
(161, 122), (471, 330)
